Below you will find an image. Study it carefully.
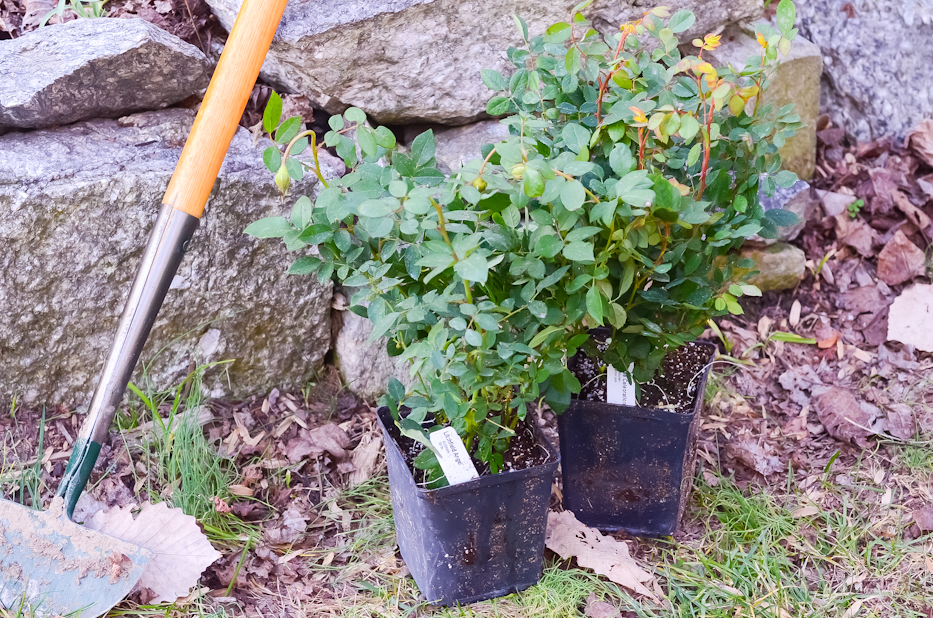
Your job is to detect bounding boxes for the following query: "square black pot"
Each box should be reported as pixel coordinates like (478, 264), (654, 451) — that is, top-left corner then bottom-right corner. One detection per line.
(377, 407), (559, 605)
(557, 341), (716, 536)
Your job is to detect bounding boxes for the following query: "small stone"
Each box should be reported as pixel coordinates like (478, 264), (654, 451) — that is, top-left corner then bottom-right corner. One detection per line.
(429, 120), (511, 173)
(0, 18), (211, 130)
(736, 243), (806, 292)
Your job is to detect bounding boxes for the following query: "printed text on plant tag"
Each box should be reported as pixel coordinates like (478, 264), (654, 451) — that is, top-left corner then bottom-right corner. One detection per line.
(430, 427), (480, 485)
(607, 364), (637, 406)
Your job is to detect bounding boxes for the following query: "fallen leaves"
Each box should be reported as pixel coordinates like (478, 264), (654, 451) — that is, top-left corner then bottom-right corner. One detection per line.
(726, 431), (784, 476)
(584, 592), (622, 618)
(878, 230), (926, 285)
(86, 501), (221, 603)
(834, 214), (878, 257)
(285, 423), (351, 463)
(545, 510), (657, 600)
(812, 387), (883, 447)
(887, 284), (933, 352)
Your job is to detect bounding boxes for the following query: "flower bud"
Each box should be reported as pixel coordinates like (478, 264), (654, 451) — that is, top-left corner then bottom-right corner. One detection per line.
(511, 164), (525, 178)
(472, 177), (488, 192)
(275, 164), (291, 195)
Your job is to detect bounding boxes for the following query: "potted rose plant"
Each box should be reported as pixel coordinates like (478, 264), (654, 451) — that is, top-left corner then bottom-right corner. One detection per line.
(246, 0), (801, 601)
(472, 2), (802, 535)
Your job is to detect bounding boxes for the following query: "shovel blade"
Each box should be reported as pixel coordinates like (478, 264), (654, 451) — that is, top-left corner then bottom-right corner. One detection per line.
(0, 498), (151, 618)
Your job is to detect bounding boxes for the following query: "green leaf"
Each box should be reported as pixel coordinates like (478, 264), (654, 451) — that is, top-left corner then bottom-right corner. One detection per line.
(776, 0), (796, 37)
(560, 179), (586, 211)
(561, 123), (590, 154)
(537, 235), (564, 259)
(530, 325), (563, 348)
(291, 196), (313, 229)
(679, 114), (700, 142)
(454, 253), (490, 284)
(263, 146), (282, 174)
(687, 142), (702, 167)
(328, 115), (344, 131)
(345, 107), (367, 124)
(275, 117), (301, 145)
(263, 91), (282, 135)
(375, 125), (397, 149)
(487, 96), (511, 116)
(764, 208), (800, 228)
(356, 126), (377, 158)
(410, 130), (437, 168)
(523, 168), (545, 197)
(609, 145), (634, 176)
(544, 22), (572, 43)
(285, 157), (303, 181)
(770, 331), (816, 344)
(563, 241), (594, 262)
(481, 68), (508, 91)
(288, 256), (320, 275)
(359, 199), (396, 218)
(774, 170), (798, 188)
(669, 9), (696, 33)
(586, 286), (604, 325)
(512, 13), (529, 40)
(244, 216), (292, 238)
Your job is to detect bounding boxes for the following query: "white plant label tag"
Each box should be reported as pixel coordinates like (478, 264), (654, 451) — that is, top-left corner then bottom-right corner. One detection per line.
(430, 427), (479, 485)
(606, 364), (637, 406)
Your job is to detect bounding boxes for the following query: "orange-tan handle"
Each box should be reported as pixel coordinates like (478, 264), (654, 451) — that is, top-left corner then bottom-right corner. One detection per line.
(162, 0), (288, 218)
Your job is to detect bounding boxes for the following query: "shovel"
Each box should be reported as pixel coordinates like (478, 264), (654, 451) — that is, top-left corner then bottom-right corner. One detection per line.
(0, 0), (288, 614)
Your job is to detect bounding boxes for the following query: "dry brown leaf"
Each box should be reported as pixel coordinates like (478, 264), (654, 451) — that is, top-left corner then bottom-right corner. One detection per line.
(817, 331), (840, 349)
(891, 189), (932, 231)
(545, 510), (657, 600)
(911, 506), (933, 532)
(86, 501), (221, 603)
(834, 214), (878, 257)
(726, 432), (783, 476)
(791, 505), (820, 517)
(812, 387), (883, 447)
(284, 423), (351, 463)
(349, 429), (383, 486)
(821, 191), (857, 217)
(887, 284), (933, 352)
(884, 403), (915, 440)
(907, 119), (933, 167)
(878, 230), (926, 286)
(584, 592), (622, 618)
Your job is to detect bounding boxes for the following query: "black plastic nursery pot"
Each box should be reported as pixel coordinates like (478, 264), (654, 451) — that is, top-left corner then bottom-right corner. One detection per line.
(558, 341), (716, 537)
(376, 407), (559, 606)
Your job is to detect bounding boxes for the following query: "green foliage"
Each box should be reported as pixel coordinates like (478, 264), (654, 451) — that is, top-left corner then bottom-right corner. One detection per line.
(247, 5), (800, 477)
(40, 0), (109, 25)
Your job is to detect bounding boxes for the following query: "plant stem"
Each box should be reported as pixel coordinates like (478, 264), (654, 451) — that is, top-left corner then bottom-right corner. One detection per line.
(284, 130), (329, 189)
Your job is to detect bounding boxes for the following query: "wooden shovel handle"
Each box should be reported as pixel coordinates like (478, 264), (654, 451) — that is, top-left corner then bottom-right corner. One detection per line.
(162, 0), (288, 219)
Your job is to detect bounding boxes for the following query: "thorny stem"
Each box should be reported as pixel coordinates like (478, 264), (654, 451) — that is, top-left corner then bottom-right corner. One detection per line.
(477, 147), (497, 176)
(595, 24), (636, 123)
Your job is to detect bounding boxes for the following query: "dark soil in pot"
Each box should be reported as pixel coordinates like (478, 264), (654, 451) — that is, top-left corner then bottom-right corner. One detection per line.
(386, 412), (551, 481)
(377, 407), (559, 606)
(560, 340), (716, 536)
(569, 336), (712, 413)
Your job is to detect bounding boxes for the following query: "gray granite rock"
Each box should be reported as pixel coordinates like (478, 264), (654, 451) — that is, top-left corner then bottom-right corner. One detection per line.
(205, 0), (761, 125)
(0, 109), (335, 406)
(0, 18), (211, 130)
(333, 293), (412, 400)
(758, 177), (815, 242)
(798, 0), (933, 141)
(406, 119), (512, 173)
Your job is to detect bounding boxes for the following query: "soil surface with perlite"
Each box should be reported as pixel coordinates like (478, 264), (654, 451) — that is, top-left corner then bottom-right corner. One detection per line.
(386, 413), (551, 483)
(569, 339), (712, 414)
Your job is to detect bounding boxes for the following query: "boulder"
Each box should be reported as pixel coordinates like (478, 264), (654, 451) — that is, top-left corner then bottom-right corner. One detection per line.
(0, 18), (212, 130)
(0, 109), (335, 406)
(736, 243), (806, 292)
(205, 0), (761, 125)
(798, 0), (933, 141)
(707, 24), (822, 179)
